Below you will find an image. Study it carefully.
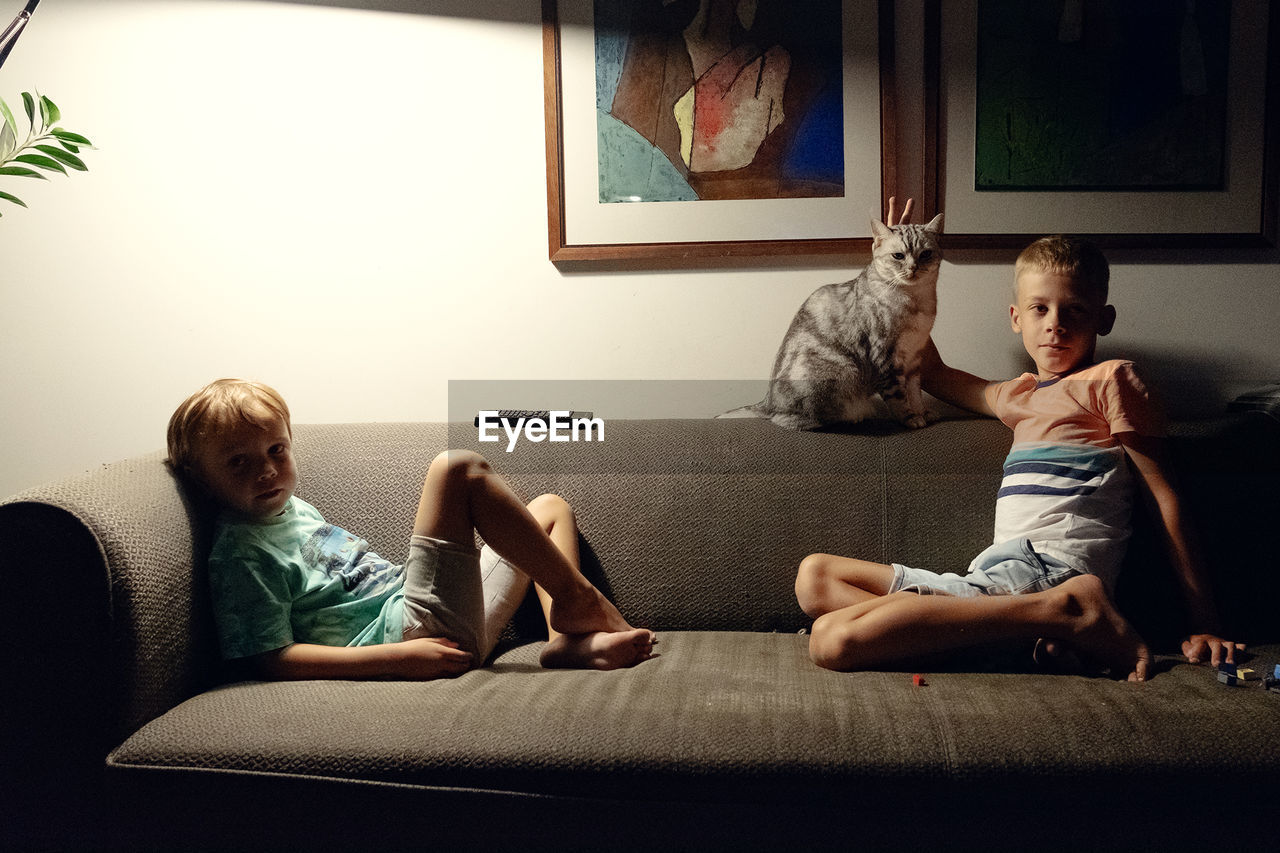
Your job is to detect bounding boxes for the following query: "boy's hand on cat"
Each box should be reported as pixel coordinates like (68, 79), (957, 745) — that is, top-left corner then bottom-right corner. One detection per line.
(887, 196), (914, 226)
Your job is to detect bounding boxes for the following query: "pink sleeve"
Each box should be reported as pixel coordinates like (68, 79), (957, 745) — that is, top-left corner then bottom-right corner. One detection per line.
(986, 374), (1036, 428)
(1101, 362), (1166, 437)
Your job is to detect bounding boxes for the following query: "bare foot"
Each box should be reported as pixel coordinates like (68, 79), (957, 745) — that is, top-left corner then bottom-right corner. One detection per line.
(1056, 575), (1152, 682)
(540, 630), (659, 670)
(548, 584), (633, 636)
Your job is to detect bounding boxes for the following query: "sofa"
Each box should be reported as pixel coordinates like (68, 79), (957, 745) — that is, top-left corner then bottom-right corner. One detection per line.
(2, 415), (1278, 851)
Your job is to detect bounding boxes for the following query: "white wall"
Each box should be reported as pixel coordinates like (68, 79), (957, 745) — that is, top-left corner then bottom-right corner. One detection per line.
(2, 0), (1277, 498)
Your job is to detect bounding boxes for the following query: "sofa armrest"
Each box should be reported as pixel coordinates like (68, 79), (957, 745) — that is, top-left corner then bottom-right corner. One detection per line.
(0, 453), (220, 788)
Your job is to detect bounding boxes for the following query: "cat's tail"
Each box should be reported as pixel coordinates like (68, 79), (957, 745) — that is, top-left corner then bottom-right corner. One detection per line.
(716, 403), (766, 419)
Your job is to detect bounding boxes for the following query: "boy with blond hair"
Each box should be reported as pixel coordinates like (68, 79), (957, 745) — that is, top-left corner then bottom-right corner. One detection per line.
(168, 378), (656, 679)
(795, 230), (1239, 680)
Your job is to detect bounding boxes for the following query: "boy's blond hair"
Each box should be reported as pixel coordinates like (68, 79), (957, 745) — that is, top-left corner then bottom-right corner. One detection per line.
(1014, 235), (1110, 304)
(167, 379), (291, 474)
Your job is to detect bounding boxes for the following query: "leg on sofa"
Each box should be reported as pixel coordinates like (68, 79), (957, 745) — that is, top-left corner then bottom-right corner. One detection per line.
(795, 553), (896, 616)
(806, 574), (1151, 681)
(415, 450), (657, 669)
(524, 494), (658, 670)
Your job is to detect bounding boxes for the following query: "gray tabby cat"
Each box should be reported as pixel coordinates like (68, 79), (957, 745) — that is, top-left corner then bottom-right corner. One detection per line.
(723, 214), (943, 430)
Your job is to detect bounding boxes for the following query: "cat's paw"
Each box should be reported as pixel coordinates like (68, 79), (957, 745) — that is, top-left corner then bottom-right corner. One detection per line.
(902, 414), (929, 430)
(770, 412), (822, 431)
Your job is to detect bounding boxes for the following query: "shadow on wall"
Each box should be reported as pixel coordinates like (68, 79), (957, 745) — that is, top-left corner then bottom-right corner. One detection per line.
(1108, 346), (1275, 420)
(265, 0), (537, 21)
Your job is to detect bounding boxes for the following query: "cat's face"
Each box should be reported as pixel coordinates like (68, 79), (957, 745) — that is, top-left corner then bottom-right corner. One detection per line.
(870, 214), (943, 286)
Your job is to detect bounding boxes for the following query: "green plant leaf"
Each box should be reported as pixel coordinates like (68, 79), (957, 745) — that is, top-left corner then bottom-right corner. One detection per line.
(0, 165), (48, 179)
(0, 96), (18, 143)
(1, 93), (92, 218)
(15, 153), (67, 174)
(52, 129), (93, 147)
(0, 120), (16, 162)
(35, 144), (86, 171)
(39, 95), (61, 129)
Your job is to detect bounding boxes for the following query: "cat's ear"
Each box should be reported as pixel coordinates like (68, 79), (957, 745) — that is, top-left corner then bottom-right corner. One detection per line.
(924, 213), (944, 233)
(870, 218), (893, 240)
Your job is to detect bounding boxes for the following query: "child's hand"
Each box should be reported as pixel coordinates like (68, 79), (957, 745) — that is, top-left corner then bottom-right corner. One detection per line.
(395, 637), (474, 679)
(1181, 633), (1244, 668)
(886, 196), (914, 226)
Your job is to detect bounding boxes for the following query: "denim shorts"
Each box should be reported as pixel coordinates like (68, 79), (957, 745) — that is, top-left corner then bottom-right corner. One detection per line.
(890, 539), (1081, 598)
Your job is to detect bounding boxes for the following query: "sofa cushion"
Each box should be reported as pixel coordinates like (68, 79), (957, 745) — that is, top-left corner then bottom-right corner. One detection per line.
(110, 632), (1280, 805)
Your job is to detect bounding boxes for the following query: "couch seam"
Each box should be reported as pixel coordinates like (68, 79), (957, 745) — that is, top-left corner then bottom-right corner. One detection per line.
(879, 438), (889, 564)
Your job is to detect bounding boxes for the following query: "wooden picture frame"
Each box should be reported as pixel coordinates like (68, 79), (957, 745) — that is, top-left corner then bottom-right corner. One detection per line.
(542, 0), (898, 264)
(926, 0), (1279, 250)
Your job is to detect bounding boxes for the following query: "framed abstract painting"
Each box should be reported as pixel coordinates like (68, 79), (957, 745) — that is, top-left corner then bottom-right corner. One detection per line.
(542, 0), (897, 263)
(928, 0), (1278, 249)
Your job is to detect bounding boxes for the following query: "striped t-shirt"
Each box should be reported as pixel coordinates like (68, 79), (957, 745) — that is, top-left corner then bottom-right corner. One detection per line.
(982, 360), (1164, 591)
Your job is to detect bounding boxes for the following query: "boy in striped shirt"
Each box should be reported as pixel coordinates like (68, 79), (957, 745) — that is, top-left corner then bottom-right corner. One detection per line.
(795, 235), (1238, 681)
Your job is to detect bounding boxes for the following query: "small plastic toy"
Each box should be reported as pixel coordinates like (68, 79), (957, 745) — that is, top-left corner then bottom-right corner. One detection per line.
(912, 674), (927, 687)
(1217, 661), (1239, 686)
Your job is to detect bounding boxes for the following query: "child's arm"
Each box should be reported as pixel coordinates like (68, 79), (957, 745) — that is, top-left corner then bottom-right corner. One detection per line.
(920, 338), (998, 418)
(1116, 431), (1242, 666)
(252, 637), (473, 680)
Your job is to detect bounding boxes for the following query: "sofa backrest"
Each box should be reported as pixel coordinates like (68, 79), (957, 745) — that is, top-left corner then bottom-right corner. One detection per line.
(292, 415), (1280, 646)
(292, 418), (1011, 635)
(1115, 412), (1280, 646)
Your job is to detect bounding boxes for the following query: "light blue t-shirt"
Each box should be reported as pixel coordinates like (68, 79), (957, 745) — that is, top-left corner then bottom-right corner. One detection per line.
(208, 496), (405, 660)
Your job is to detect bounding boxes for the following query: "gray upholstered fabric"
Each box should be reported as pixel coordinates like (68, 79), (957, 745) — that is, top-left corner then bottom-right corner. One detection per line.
(109, 632), (1280, 798)
(0, 452), (217, 744)
(291, 418), (1009, 634)
(5, 415), (1279, 850)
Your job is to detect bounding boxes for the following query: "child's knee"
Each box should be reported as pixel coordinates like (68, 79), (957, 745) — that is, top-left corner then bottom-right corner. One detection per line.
(527, 493), (574, 525)
(808, 613), (860, 671)
(429, 449), (492, 486)
(795, 553), (834, 614)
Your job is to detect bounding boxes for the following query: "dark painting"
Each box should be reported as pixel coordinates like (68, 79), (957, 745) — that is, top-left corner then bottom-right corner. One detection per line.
(975, 0), (1230, 191)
